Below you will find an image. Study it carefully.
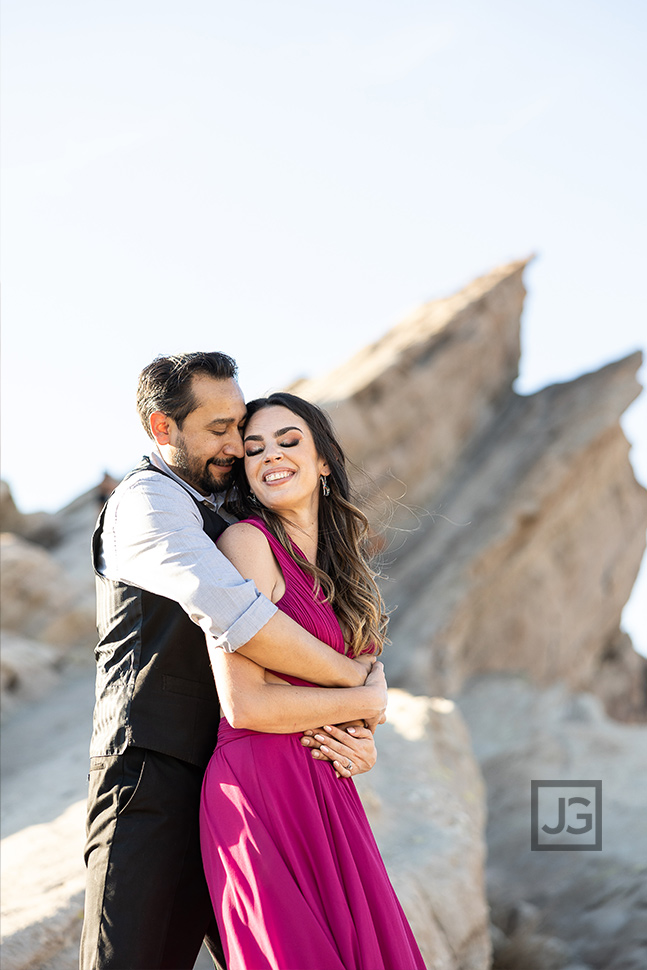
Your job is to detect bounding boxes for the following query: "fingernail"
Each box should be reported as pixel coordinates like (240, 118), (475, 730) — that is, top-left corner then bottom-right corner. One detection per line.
(314, 735), (325, 742)
(323, 725), (332, 732)
(320, 745), (329, 753)
(347, 727), (356, 734)
(300, 738), (310, 745)
(303, 730), (313, 736)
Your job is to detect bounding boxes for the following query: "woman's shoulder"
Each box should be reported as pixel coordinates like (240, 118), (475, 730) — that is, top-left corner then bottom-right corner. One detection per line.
(216, 519), (284, 599)
(217, 518), (271, 553)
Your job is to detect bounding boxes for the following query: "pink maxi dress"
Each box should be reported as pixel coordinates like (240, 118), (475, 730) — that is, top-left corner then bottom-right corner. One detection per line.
(200, 517), (427, 970)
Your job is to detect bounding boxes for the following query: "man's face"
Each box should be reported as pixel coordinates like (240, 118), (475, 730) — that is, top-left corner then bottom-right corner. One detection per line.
(165, 376), (246, 495)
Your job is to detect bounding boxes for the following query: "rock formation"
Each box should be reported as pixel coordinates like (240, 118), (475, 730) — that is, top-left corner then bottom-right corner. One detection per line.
(293, 260), (647, 721)
(290, 259), (527, 517)
(0, 480), (59, 547)
(457, 673), (647, 970)
(0, 483), (100, 719)
(354, 690), (490, 970)
(0, 633), (63, 723)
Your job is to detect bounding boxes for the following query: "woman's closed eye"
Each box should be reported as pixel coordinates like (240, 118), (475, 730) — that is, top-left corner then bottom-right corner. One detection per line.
(246, 439), (300, 457)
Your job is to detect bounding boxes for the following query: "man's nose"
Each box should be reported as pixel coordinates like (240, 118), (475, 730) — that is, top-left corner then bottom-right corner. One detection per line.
(223, 431), (244, 459)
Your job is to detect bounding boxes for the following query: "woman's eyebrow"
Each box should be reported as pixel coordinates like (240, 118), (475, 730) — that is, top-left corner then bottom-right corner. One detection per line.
(244, 426), (303, 443)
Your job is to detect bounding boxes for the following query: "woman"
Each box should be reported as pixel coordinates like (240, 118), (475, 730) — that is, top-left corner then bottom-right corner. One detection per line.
(200, 392), (426, 970)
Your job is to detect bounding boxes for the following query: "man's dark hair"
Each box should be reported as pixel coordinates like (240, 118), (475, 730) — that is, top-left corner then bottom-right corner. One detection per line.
(136, 352), (238, 438)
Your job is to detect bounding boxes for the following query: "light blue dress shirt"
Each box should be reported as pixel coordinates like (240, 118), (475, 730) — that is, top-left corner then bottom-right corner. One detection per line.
(97, 447), (277, 651)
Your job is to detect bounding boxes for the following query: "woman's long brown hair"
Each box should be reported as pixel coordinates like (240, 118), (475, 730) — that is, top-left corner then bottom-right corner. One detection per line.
(227, 392), (388, 657)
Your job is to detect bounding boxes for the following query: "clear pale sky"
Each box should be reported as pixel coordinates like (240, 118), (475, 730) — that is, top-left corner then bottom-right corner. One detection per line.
(2, 0), (646, 651)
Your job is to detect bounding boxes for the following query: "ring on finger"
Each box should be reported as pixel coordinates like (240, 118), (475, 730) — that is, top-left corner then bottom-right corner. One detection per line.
(346, 760), (353, 772)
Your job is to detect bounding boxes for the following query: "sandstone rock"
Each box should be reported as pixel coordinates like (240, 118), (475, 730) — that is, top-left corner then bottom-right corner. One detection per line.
(1, 534), (74, 639)
(457, 673), (647, 970)
(0, 481), (59, 547)
(290, 258), (530, 517)
(0, 633), (62, 723)
(0, 533), (95, 650)
(49, 483), (107, 592)
(0, 801), (87, 970)
(378, 353), (647, 720)
(1, 477), (112, 658)
(291, 260), (647, 722)
(355, 689), (491, 970)
(492, 930), (573, 970)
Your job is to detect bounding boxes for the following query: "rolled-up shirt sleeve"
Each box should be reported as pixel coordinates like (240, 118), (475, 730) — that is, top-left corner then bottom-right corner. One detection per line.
(100, 472), (277, 651)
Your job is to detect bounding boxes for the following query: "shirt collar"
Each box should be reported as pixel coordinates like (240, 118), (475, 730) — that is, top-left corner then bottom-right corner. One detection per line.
(149, 446), (226, 511)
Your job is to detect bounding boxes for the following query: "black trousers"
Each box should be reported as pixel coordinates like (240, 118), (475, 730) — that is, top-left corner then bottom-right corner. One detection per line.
(80, 747), (226, 970)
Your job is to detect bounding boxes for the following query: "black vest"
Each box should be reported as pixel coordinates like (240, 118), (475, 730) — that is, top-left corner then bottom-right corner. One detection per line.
(90, 458), (228, 768)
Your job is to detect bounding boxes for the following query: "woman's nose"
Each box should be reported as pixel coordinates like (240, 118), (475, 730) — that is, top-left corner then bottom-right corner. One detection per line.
(264, 445), (283, 461)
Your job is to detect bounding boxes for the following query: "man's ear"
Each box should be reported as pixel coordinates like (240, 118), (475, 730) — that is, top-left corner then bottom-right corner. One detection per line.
(150, 411), (173, 445)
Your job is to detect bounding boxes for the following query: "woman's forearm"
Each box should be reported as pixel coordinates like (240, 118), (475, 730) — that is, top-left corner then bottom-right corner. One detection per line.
(225, 681), (385, 734)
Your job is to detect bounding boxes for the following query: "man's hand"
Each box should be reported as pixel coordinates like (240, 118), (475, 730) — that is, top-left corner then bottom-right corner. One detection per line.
(361, 660), (387, 732)
(346, 653), (375, 686)
(300, 721), (378, 779)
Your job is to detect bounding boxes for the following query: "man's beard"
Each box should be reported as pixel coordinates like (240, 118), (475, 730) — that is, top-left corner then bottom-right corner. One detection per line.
(173, 439), (235, 495)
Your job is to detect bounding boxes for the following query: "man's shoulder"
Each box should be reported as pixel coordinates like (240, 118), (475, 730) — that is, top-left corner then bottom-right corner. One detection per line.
(106, 461), (200, 517)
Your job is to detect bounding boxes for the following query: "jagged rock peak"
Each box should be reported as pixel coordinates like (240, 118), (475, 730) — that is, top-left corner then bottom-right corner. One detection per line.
(287, 257), (533, 517)
(290, 256), (532, 403)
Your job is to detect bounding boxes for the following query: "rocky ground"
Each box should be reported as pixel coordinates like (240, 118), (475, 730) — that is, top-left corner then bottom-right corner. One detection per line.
(1, 662), (94, 970)
(457, 674), (647, 970)
(0, 668), (490, 970)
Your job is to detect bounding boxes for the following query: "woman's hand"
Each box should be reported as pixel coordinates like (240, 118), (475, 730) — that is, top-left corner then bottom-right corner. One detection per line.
(300, 721), (378, 779)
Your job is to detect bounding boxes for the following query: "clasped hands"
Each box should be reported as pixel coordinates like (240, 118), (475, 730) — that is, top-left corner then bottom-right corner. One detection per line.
(300, 659), (387, 779)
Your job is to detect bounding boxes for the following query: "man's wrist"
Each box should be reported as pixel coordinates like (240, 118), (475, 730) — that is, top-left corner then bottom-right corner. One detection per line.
(348, 656), (372, 687)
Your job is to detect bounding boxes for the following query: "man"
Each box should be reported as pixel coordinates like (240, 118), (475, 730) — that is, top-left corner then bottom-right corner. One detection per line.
(81, 352), (386, 970)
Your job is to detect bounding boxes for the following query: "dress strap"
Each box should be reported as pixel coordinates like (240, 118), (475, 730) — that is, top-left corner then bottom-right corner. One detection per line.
(239, 517), (306, 575)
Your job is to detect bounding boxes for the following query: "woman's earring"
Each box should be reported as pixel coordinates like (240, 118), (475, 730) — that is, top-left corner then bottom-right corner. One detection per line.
(320, 475), (330, 497)
(248, 490), (260, 506)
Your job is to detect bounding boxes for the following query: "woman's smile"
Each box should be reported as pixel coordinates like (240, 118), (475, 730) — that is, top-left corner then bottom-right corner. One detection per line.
(262, 468), (295, 485)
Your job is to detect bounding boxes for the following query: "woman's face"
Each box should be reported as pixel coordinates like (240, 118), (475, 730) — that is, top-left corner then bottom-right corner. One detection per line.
(243, 405), (330, 514)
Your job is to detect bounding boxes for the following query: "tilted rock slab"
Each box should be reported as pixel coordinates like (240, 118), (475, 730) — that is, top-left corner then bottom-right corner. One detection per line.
(380, 353), (647, 720)
(290, 258), (528, 515)
(292, 260), (647, 720)
(457, 673), (647, 970)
